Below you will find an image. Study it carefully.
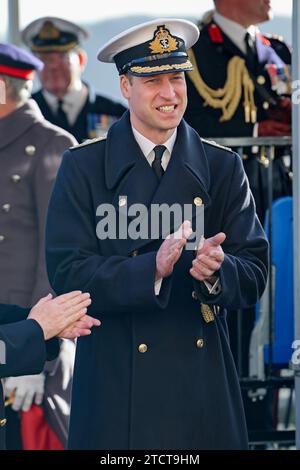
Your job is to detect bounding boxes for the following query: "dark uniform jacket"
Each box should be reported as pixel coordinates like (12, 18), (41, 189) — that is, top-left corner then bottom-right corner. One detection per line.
(0, 99), (76, 307)
(46, 112), (268, 450)
(0, 304), (59, 450)
(0, 99), (76, 447)
(33, 85), (127, 143)
(185, 18), (292, 221)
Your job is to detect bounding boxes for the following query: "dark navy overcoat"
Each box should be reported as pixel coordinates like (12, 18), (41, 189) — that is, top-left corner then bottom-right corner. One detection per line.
(46, 112), (268, 450)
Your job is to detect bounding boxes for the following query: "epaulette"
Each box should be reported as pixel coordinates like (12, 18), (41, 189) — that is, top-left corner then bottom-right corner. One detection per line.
(70, 135), (107, 151)
(197, 9), (215, 29)
(263, 32), (285, 43)
(201, 138), (232, 152)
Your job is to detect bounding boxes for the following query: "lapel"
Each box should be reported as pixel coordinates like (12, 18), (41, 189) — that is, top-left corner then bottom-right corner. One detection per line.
(104, 113), (211, 253)
(219, 32), (245, 60)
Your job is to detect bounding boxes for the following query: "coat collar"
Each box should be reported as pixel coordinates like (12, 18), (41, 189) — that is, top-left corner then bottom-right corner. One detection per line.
(105, 111), (210, 193)
(255, 34), (285, 66)
(0, 99), (44, 150)
(104, 112), (211, 252)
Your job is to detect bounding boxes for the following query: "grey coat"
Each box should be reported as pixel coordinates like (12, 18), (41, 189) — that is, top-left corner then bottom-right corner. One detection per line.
(0, 99), (76, 447)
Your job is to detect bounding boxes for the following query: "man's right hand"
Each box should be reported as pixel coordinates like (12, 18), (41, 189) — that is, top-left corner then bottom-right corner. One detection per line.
(27, 291), (95, 340)
(258, 119), (291, 136)
(156, 221), (192, 280)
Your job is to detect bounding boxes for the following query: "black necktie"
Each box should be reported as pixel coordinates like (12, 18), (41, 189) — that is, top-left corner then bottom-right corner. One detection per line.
(152, 145), (166, 181)
(244, 32), (257, 70)
(56, 99), (69, 129)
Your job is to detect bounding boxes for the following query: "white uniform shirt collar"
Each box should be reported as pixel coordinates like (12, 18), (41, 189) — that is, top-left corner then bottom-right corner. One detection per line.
(132, 127), (177, 171)
(213, 11), (257, 55)
(42, 81), (88, 126)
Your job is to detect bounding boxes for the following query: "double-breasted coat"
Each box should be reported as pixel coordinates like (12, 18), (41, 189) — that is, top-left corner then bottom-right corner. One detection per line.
(0, 304), (59, 449)
(46, 112), (268, 450)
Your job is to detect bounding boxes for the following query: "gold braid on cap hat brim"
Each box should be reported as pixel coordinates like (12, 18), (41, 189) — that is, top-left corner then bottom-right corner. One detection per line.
(187, 49), (257, 124)
(31, 41), (78, 53)
(130, 59), (193, 75)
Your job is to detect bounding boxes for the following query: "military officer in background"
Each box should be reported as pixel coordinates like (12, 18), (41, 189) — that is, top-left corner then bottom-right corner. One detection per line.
(0, 43), (77, 449)
(185, 0), (292, 223)
(21, 17), (127, 142)
(184, 0), (291, 438)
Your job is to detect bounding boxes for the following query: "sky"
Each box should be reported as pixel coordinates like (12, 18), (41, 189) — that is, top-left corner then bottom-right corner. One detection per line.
(18, 0), (293, 24)
(0, 0), (293, 34)
(0, 0), (294, 101)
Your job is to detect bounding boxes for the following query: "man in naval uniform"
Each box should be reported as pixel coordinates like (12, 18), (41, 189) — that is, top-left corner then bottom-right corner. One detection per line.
(46, 19), (268, 450)
(0, 43), (77, 449)
(185, 0), (292, 223)
(22, 17), (127, 142)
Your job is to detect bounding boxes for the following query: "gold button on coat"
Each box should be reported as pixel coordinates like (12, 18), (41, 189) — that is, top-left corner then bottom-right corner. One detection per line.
(131, 250), (139, 257)
(11, 174), (21, 183)
(118, 197), (127, 207)
(193, 197), (202, 207)
(196, 339), (204, 349)
(257, 75), (266, 85)
(138, 344), (148, 353)
(25, 145), (36, 156)
(2, 204), (11, 213)
(0, 418), (7, 427)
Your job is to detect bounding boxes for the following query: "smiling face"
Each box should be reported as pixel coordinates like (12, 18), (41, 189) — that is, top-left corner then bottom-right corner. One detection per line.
(120, 71), (187, 144)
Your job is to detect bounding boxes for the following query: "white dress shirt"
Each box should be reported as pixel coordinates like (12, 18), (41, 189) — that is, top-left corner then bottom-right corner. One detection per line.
(42, 81), (88, 126)
(132, 127), (176, 295)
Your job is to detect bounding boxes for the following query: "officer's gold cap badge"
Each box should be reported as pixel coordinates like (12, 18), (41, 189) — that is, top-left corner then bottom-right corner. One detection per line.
(149, 25), (179, 54)
(38, 21), (60, 40)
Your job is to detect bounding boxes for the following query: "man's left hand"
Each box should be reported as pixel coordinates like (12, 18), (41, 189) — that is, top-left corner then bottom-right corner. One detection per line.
(190, 232), (226, 282)
(58, 315), (101, 339)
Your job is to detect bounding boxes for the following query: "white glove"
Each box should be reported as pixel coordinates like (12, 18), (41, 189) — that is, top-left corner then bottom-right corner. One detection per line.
(4, 373), (45, 412)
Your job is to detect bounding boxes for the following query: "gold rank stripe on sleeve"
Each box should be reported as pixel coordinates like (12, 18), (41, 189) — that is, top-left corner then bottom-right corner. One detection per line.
(187, 49), (257, 124)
